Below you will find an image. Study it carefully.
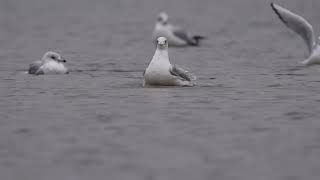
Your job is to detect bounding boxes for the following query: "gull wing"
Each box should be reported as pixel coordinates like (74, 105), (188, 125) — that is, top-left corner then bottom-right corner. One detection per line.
(271, 3), (316, 55)
(169, 25), (196, 45)
(169, 64), (196, 81)
(28, 61), (44, 75)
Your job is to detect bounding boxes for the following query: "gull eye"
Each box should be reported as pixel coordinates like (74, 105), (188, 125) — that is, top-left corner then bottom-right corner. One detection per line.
(164, 40), (167, 44)
(50, 55), (56, 60)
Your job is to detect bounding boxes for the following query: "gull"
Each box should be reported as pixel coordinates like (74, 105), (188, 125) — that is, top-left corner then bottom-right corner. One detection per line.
(152, 12), (205, 47)
(28, 51), (68, 75)
(143, 37), (196, 87)
(271, 3), (320, 65)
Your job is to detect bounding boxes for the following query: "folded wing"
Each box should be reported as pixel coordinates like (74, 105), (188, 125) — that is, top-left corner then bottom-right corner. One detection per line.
(28, 61), (44, 75)
(169, 64), (196, 81)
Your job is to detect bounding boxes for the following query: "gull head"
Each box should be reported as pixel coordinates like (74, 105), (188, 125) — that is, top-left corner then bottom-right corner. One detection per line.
(157, 37), (168, 49)
(42, 51), (67, 63)
(157, 12), (168, 25)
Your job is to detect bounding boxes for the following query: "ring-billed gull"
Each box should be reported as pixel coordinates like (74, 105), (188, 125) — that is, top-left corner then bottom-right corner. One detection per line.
(143, 37), (196, 87)
(28, 51), (68, 75)
(152, 12), (205, 47)
(271, 3), (320, 66)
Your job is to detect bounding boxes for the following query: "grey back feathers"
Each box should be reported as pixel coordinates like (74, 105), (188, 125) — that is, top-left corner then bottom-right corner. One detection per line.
(170, 64), (196, 81)
(173, 29), (205, 46)
(172, 29), (195, 45)
(28, 51), (68, 75)
(28, 61), (44, 75)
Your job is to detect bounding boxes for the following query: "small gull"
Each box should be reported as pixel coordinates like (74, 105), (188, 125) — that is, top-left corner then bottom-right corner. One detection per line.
(28, 51), (68, 75)
(143, 37), (196, 87)
(152, 12), (205, 47)
(271, 3), (320, 65)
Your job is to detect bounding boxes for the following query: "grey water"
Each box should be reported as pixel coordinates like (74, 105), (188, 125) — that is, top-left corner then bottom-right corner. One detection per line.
(1, 0), (320, 179)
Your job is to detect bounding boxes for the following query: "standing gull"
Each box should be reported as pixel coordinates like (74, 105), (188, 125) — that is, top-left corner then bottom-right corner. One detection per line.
(152, 12), (205, 47)
(271, 3), (320, 65)
(28, 51), (68, 75)
(143, 37), (196, 87)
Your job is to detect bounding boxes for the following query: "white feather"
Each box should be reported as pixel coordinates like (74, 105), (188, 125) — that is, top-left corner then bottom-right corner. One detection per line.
(144, 37), (195, 86)
(271, 3), (320, 65)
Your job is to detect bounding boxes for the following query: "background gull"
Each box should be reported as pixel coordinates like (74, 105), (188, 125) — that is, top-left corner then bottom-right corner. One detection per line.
(28, 51), (68, 75)
(143, 37), (196, 86)
(152, 12), (205, 47)
(271, 3), (320, 66)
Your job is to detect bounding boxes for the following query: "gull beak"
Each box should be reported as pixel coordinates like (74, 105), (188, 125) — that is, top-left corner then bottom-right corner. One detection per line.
(158, 42), (166, 46)
(58, 59), (67, 63)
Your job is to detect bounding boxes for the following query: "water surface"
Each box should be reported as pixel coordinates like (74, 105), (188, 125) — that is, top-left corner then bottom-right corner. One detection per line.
(1, 0), (320, 179)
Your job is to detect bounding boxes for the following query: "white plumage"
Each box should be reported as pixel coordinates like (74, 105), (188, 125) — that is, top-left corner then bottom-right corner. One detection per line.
(271, 3), (320, 66)
(144, 37), (196, 87)
(28, 51), (68, 75)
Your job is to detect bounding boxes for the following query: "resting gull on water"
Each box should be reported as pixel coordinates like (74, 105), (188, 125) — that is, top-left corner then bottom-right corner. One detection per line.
(28, 51), (68, 75)
(152, 12), (205, 47)
(271, 3), (320, 65)
(143, 37), (196, 87)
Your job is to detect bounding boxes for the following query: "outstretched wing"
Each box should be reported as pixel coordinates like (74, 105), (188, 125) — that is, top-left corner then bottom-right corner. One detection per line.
(169, 64), (196, 81)
(271, 3), (316, 55)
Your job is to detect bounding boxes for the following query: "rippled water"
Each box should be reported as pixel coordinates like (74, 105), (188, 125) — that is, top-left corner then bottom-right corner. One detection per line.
(1, 0), (320, 179)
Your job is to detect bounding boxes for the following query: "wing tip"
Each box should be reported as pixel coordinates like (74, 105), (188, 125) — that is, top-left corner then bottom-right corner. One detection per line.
(193, 35), (206, 40)
(191, 35), (206, 46)
(270, 2), (288, 25)
(270, 2), (275, 8)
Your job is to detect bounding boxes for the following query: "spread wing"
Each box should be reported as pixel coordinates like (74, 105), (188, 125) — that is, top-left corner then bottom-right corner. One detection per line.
(169, 64), (196, 81)
(271, 3), (316, 55)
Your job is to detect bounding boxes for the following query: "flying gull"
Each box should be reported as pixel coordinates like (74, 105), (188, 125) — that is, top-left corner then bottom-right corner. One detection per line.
(271, 3), (320, 65)
(143, 37), (196, 87)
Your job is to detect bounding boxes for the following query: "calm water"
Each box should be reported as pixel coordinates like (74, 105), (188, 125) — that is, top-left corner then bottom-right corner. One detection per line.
(1, 0), (320, 179)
